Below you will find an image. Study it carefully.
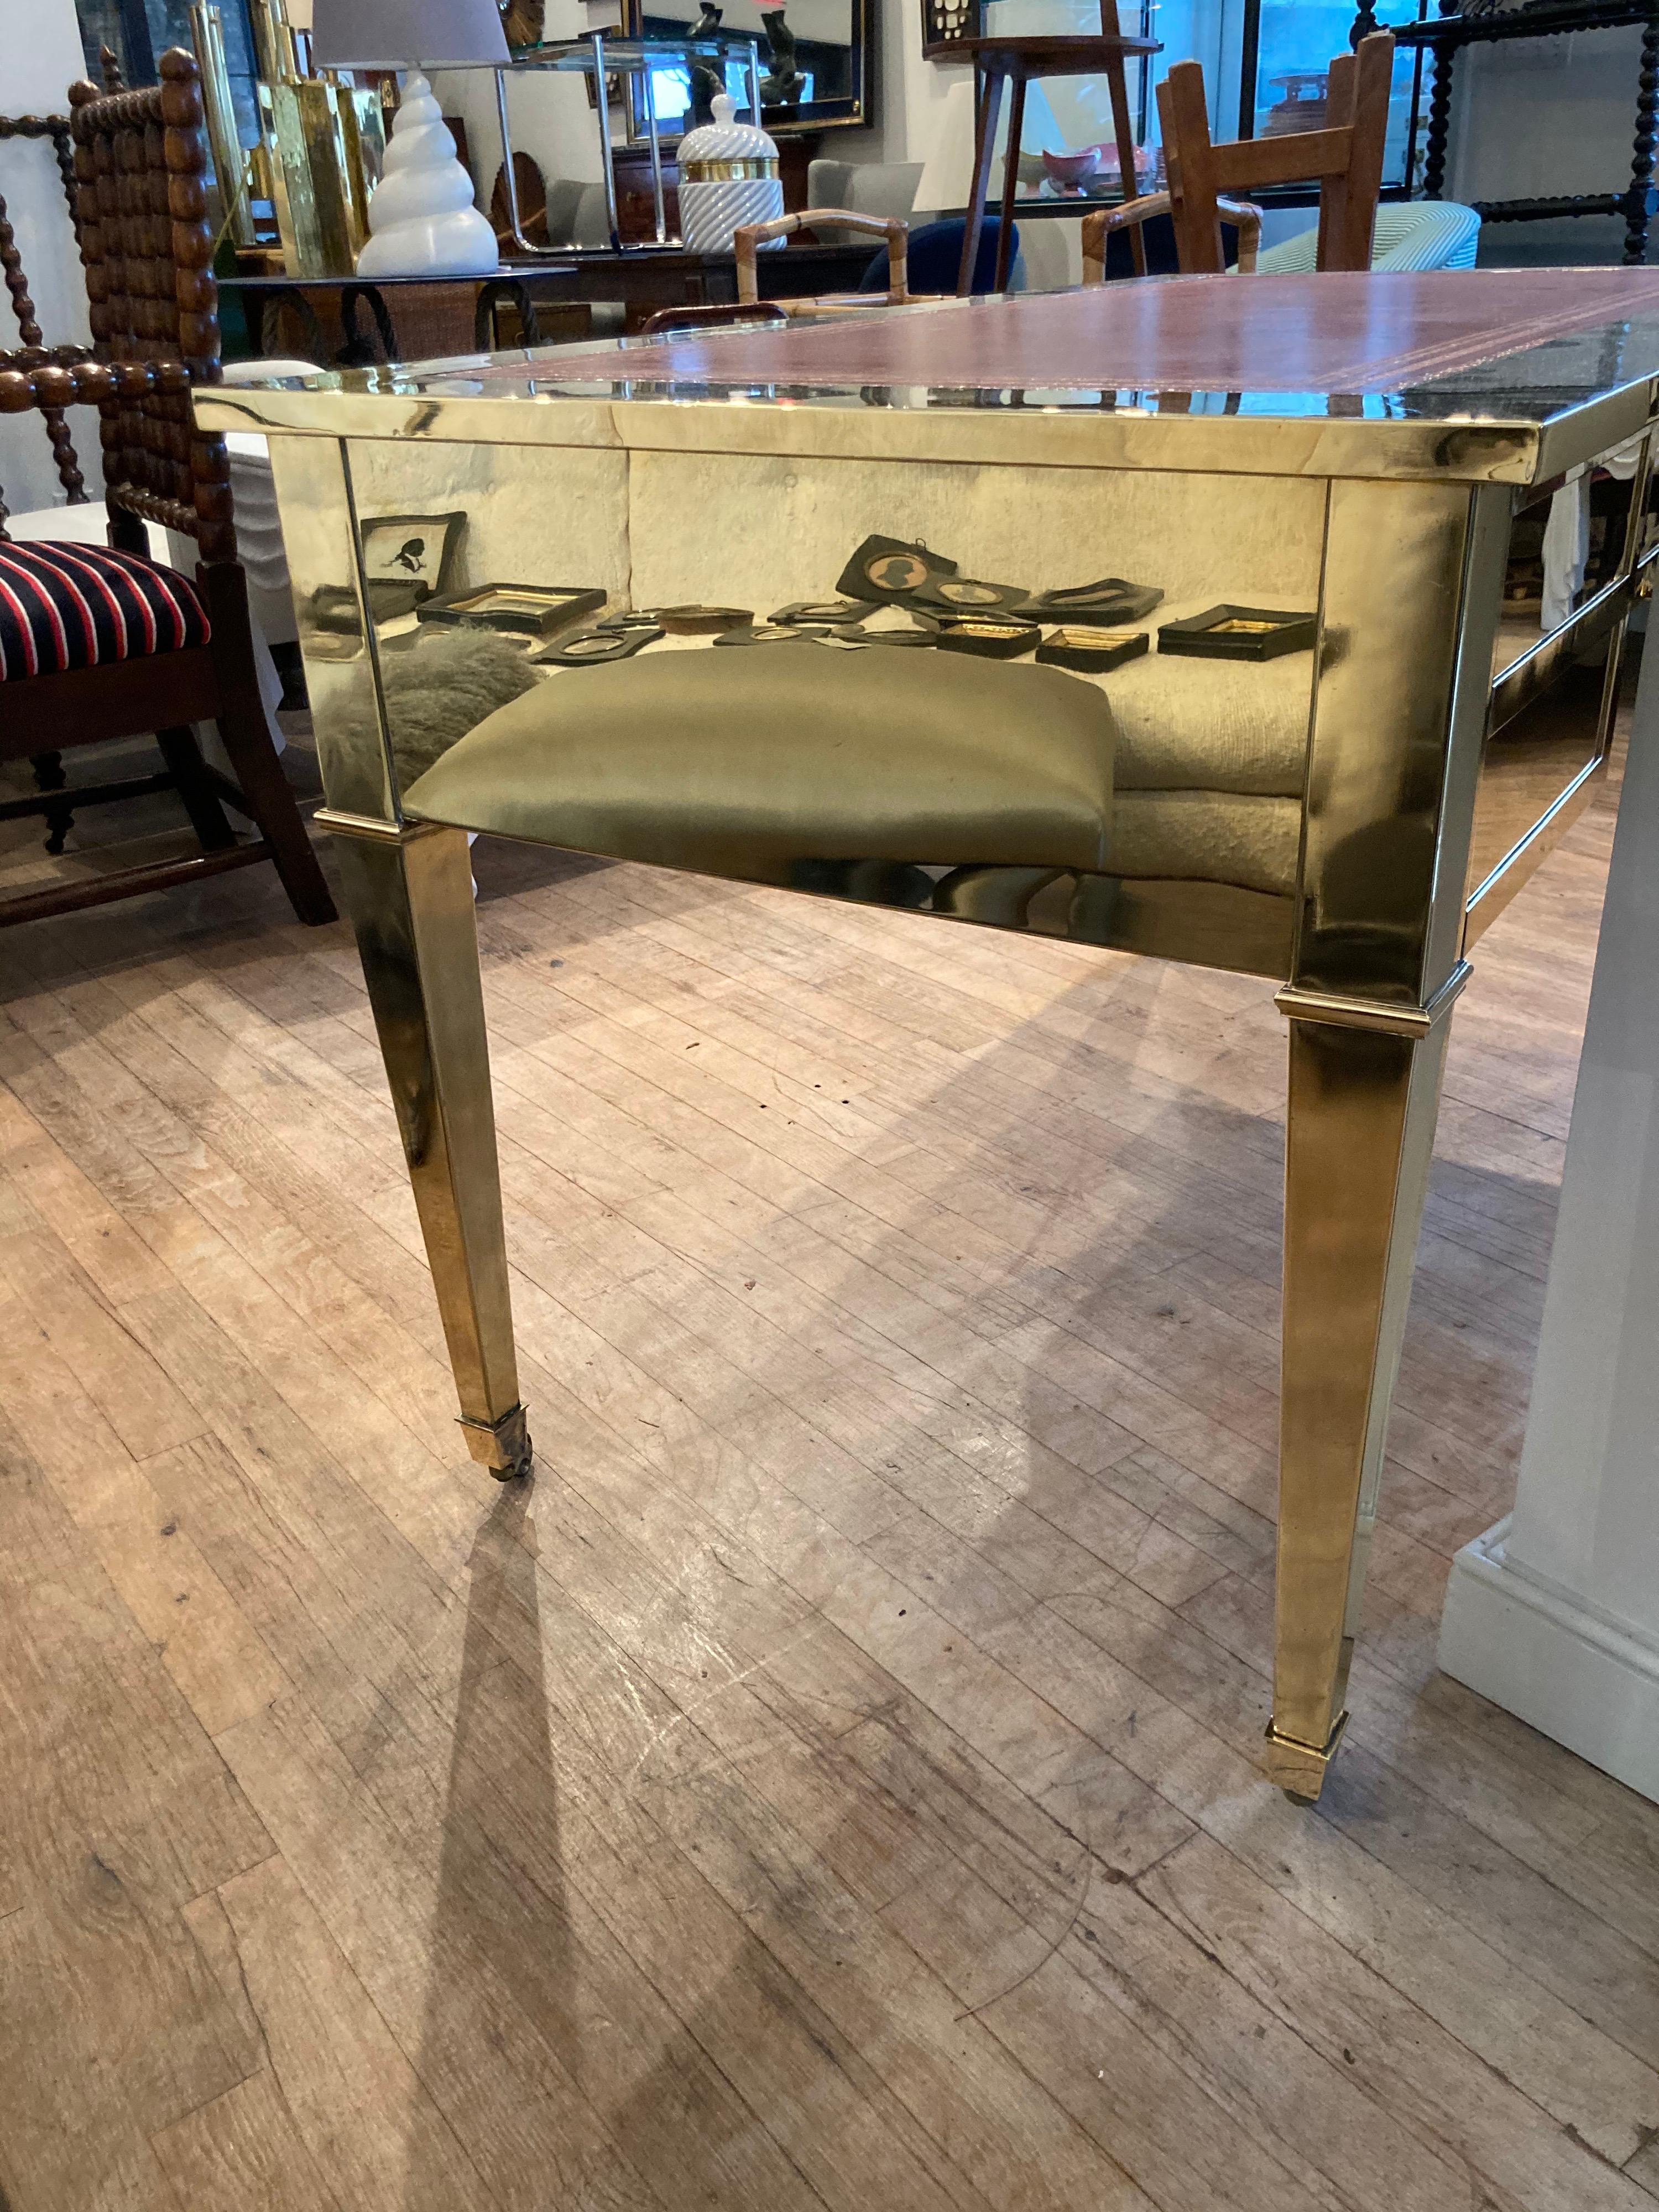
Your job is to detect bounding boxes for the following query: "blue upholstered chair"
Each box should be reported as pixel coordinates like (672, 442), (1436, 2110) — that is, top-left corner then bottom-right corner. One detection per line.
(859, 217), (1020, 298)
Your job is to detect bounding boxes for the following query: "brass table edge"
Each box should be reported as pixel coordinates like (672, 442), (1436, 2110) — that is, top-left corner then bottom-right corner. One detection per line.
(1263, 1710), (1349, 1797)
(315, 806), (422, 843)
(190, 385), (1550, 483)
(1274, 960), (1472, 1039)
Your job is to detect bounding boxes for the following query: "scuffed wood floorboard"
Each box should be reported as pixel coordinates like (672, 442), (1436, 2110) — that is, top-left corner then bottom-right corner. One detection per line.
(3, 762), (1658, 2211)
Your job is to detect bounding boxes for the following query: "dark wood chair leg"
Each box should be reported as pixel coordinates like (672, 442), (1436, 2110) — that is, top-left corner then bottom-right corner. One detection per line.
(1103, 50), (1147, 274)
(957, 66), (1005, 295)
(994, 76), (1027, 293)
(154, 723), (239, 852)
(199, 565), (337, 926)
(29, 752), (75, 854)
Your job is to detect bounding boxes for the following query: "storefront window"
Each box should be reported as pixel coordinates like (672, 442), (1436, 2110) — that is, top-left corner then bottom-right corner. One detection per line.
(983, 0), (1427, 196)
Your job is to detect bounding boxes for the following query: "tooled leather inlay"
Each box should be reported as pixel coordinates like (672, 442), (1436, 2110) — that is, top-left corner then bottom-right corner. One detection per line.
(516, 269), (1659, 397)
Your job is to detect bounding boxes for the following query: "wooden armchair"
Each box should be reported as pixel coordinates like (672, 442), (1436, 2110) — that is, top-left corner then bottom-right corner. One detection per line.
(0, 50), (333, 928)
(1082, 32), (1393, 282)
(734, 210), (912, 315)
(1083, 193), (1262, 283)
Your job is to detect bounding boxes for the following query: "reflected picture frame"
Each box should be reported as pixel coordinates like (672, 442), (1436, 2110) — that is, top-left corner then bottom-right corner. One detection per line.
(357, 511), (468, 600)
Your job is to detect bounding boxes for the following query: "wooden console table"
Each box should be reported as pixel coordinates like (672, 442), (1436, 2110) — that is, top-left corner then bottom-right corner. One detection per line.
(222, 243), (886, 363)
(218, 272), (592, 368)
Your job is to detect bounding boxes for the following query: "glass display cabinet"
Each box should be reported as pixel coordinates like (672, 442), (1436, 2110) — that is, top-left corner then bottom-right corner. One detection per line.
(197, 267), (1659, 1802)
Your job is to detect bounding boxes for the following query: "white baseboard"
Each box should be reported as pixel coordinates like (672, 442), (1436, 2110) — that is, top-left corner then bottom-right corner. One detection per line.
(1439, 1517), (1659, 1804)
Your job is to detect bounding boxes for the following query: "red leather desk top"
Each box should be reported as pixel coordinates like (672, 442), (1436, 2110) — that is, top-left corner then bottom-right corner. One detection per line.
(512, 269), (1659, 398)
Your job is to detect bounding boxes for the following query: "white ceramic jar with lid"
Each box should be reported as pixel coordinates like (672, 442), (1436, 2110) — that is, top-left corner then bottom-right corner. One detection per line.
(676, 93), (784, 254)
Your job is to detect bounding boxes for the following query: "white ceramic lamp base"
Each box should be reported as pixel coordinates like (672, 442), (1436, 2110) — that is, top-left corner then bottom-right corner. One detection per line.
(357, 74), (497, 278)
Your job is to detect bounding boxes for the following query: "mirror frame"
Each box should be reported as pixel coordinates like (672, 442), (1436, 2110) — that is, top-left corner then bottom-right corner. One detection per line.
(622, 0), (875, 140)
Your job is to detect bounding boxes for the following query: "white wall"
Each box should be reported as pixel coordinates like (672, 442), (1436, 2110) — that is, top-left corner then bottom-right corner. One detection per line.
(436, 0), (608, 200)
(0, 0), (98, 517)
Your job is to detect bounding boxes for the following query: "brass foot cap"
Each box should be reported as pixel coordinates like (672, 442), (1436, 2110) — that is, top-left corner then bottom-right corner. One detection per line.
(1263, 1711), (1348, 1799)
(459, 1404), (534, 1481)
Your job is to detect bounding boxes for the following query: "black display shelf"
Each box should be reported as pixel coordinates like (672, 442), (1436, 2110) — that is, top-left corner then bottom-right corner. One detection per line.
(1381, 0), (1659, 263)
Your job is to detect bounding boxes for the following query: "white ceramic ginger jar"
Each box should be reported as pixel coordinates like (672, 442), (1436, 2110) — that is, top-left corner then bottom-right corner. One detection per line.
(676, 93), (784, 254)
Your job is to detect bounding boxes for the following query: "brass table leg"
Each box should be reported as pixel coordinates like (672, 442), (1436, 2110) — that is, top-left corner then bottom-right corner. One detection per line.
(1266, 971), (1467, 1796)
(324, 812), (531, 1480)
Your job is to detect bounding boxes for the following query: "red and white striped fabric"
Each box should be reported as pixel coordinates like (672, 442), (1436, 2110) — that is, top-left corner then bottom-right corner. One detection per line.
(0, 541), (211, 683)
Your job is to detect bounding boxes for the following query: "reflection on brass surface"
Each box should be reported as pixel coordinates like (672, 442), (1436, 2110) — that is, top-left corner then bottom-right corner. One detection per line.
(935, 618), (1040, 658)
(535, 624), (661, 666)
(267, 436), (399, 823)
(1019, 577), (1164, 622)
(838, 536), (957, 602)
(1464, 643), (1613, 937)
(419, 582), (607, 636)
(1159, 604), (1317, 660)
(771, 599), (870, 627)
(192, 380), (1555, 488)
(654, 604), (755, 633)
(233, 319), (1659, 1798)
(1275, 959), (1471, 1040)
(1273, 1012), (1452, 1777)
(1294, 478), (1493, 1006)
(328, 817), (529, 1479)
(1036, 626), (1149, 672)
(1264, 1712), (1349, 1795)
(713, 624), (824, 645)
(914, 576), (1029, 611)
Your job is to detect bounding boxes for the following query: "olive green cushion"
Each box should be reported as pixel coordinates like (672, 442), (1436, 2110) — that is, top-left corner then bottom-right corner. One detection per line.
(400, 647), (1115, 884)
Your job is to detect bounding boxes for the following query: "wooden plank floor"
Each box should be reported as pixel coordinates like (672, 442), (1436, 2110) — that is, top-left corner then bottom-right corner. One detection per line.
(2, 761), (1657, 2212)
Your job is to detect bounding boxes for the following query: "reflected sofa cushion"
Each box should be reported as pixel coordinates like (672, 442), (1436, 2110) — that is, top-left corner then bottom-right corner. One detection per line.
(401, 646), (1117, 885)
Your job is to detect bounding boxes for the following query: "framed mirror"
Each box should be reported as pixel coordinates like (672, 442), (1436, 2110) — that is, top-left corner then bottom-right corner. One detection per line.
(623, 0), (873, 139)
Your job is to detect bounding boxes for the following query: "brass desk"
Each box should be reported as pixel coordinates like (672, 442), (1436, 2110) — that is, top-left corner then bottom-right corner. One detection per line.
(199, 269), (1659, 1799)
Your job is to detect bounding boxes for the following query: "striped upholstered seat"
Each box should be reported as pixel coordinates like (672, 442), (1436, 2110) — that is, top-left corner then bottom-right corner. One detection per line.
(0, 541), (211, 683)
(1252, 201), (1481, 275)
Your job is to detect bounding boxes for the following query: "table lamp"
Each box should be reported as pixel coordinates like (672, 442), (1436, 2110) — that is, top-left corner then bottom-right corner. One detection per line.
(310, 0), (507, 275)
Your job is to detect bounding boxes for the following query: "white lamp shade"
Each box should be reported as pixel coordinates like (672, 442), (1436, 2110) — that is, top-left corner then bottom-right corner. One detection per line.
(310, 0), (511, 68)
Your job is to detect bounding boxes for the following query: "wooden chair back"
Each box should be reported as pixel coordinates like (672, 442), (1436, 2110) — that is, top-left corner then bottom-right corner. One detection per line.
(0, 110), (91, 527)
(1156, 31), (1393, 276)
(67, 49), (236, 561)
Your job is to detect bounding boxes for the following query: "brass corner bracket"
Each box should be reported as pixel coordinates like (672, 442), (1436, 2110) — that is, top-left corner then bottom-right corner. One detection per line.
(1274, 959), (1472, 1040)
(1263, 1711), (1349, 1799)
(458, 1402), (534, 1481)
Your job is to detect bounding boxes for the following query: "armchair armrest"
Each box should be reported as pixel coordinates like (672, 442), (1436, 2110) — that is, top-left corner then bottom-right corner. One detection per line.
(734, 208), (909, 305)
(1080, 193), (1263, 282)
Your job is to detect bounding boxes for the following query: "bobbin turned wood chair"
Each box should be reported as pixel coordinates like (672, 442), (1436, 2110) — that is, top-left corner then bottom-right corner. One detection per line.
(1081, 32), (1393, 281)
(0, 51), (333, 927)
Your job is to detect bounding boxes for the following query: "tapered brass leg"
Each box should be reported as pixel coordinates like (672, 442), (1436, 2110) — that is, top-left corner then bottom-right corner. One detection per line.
(1265, 975), (1465, 1796)
(323, 812), (531, 1481)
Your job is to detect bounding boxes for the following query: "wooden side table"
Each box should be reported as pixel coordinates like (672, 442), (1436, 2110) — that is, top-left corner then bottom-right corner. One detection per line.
(951, 23), (1161, 295)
